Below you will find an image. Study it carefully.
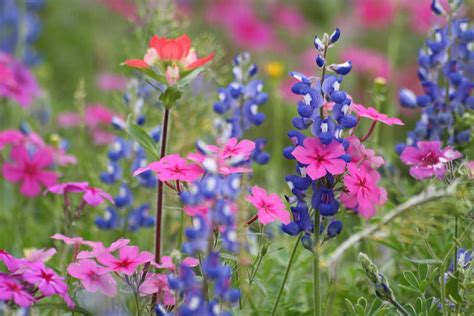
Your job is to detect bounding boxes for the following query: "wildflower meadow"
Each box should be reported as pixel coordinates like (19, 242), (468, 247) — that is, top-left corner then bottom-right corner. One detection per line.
(1, 0), (473, 315)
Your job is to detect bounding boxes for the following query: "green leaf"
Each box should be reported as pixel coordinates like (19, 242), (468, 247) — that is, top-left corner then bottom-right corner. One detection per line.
(125, 116), (159, 160)
(445, 274), (462, 304)
(178, 67), (205, 88)
(160, 86), (183, 109)
(403, 271), (420, 290)
(345, 299), (358, 315)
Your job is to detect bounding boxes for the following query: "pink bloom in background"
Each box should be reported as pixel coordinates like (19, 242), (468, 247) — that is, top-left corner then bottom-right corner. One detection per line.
(134, 154), (203, 183)
(99, 0), (138, 22)
(270, 4), (308, 35)
(51, 233), (93, 247)
(352, 103), (404, 126)
(400, 141), (462, 180)
(346, 136), (384, 168)
(96, 73), (128, 91)
(97, 246), (153, 275)
(292, 137), (347, 180)
(57, 113), (82, 128)
(0, 276), (36, 307)
(2, 146), (58, 197)
(354, 0), (396, 28)
(76, 238), (130, 260)
(246, 186), (290, 225)
(0, 52), (40, 108)
(67, 259), (117, 297)
(0, 130), (25, 150)
(219, 138), (255, 160)
(341, 163), (387, 219)
(84, 104), (114, 128)
(341, 46), (391, 79)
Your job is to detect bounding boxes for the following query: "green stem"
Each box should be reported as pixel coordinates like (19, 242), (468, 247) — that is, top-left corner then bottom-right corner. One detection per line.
(313, 213), (322, 316)
(133, 290), (141, 316)
(270, 234), (302, 316)
(389, 298), (410, 316)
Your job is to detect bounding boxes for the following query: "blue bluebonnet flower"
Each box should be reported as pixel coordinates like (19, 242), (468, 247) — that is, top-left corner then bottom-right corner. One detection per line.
(397, 2), (473, 154)
(0, 0), (43, 66)
(166, 145), (241, 314)
(96, 79), (160, 232)
(213, 53), (270, 165)
(282, 29), (355, 246)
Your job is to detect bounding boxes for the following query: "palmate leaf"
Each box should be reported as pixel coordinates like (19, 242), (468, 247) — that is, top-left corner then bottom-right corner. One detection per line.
(125, 115), (159, 160)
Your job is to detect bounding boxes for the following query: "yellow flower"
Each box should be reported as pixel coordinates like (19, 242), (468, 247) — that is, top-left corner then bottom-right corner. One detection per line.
(265, 61), (284, 78)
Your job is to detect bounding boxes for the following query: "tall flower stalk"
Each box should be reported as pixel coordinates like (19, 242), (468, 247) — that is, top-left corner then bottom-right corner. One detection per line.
(122, 34), (215, 270)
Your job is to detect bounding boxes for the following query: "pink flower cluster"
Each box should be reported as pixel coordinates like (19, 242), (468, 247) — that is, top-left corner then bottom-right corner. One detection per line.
(341, 46), (391, 79)
(0, 248), (73, 308)
(57, 104), (119, 145)
(0, 52), (40, 108)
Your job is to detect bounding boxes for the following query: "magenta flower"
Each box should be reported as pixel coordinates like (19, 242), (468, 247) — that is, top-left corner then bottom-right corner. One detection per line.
(0, 276), (36, 307)
(0, 52), (40, 108)
(24, 248), (57, 263)
(292, 137), (347, 180)
(46, 182), (113, 207)
(354, 0), (396, 29)
(97, 245), (153, 275)
(341, 163), (387, 219)
(2, 146), (58, 197)
(346, 136), (384, 169)
(352, 103), (404, 126)
(51, 233), (92, 246)
(134, 154), (203, 183)
(218, 138), (256, 160)
(153, 255), (199, 271)
(23, 263), (68, 298)
(77, 238), (130, 260)
(67, 259), (117, 297)
(0, 129), (25, 150)
(139, 273), (174, 305)
(400, 141), (462, 180)
(246, 186), (290, 225)
(96, 73), (127, 91)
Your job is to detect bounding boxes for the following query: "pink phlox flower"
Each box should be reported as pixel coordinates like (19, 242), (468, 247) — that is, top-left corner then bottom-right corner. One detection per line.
(346, 136), (384, 168)
(2, 145), (58, 197)
(57, 112), (82, 128)
(246, 186), (290, 225)
(152, 256), (199, 271)
(84, 104), (114, 128)
(134, 154), (203, 183)
(341, 163), (387, 219)
(51, 233), (97, 247)
(23, 262), (70, 300)
(97, 245), (153, 275)
(400, 141), (462, 180)
(219, 138), (255, 160)
(0, 249), (18, 272)
(269, 4), (308, 35)
(0, 275), (36, 307)
(24, 248), (57, 263)
(76, 238), (130, 260)
(292, 137), (347, 180)
(138, 273), (175, 304)
(83, 185), (114, 207)
(352, 103), (404, 126)
(46, 182), (88, 195)
(67, 259), (117, 297)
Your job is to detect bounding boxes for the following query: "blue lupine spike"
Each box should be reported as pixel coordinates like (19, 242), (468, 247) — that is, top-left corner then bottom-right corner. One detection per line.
(399, 89), (418, 108)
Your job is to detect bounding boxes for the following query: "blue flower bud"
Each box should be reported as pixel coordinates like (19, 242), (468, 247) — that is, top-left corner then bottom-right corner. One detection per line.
(301, 233), (314, 251)
(431, 0), (445, 15)
(282, 222), (300, 236)
(292, 117), (311, 130)
(329, 28), (341, 44)
(329, 61), (352, 75)
(297, 102), (314, 118)
(289, 71), (311, 83)
(338, 115), (358, 129)
(314, 35), (324, 51)
(316, 55), (325, 67)
(399, 89), (417, 108)
(283, 146), (295, 159)
(327, 220), (343, 238)
(248, 63), (258, 77)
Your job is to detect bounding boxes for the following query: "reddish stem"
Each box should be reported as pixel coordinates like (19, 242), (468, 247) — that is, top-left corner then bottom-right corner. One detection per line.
(246, 214), (258, 226)
(361, 120), (377, 142)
